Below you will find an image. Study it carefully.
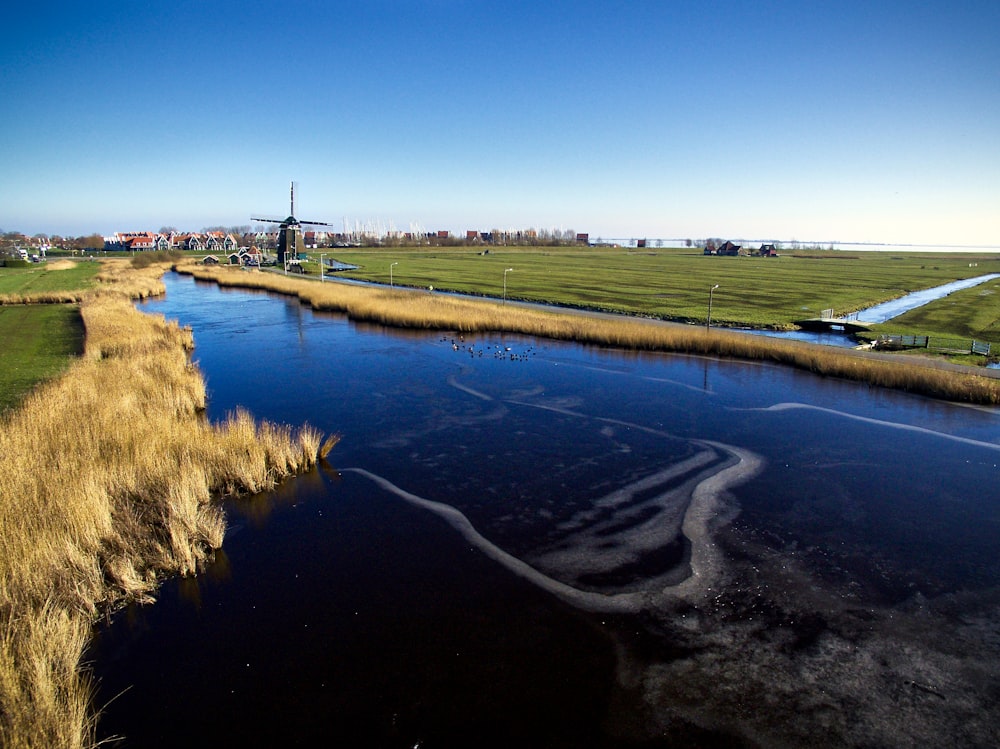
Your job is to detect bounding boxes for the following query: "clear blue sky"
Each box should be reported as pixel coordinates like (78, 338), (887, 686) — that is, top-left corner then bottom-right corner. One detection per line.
(2, 0), (998, 245)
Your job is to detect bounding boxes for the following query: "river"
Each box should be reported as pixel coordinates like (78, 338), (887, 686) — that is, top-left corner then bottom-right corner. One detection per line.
(88, 273), (1000, 747)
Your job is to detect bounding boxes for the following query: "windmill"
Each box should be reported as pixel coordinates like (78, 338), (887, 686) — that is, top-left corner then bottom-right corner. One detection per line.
(252, 182), (333, 267)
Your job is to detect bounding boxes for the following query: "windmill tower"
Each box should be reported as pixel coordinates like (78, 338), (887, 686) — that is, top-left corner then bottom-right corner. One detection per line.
(252, 182), (333, 266)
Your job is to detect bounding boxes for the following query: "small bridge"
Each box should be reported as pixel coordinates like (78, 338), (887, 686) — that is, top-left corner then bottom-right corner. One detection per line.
(794, 308), (874, 333)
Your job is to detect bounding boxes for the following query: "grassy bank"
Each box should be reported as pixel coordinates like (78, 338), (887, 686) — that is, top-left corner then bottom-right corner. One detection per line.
(0, 305), (84, 412)
(317, 247), (1000, 335)
(0, 261), (337, 748)
(179, 263), (1000, 405)
(866, 274), (1000, 343)
(0, 260), (168, 412)
(0, 259), (102, 304)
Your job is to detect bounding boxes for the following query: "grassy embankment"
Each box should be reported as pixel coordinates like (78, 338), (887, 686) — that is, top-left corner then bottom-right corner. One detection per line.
(868, 278), (1000, 364)
(0, 305), (84, 412)
(316, 246), (1000, 337)
(0, 259), (102, 304)
(179, 262), (1000, 405)
(0, 258), (337, 748)
(0, 260), (102, 411)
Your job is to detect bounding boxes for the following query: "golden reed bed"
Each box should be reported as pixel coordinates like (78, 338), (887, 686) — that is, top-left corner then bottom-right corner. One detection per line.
(181, 262), (1000, 405)
(0, 260), (336, 748)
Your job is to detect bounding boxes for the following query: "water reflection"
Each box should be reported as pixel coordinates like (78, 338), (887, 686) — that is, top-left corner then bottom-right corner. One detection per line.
(89, 273), (1000, 748)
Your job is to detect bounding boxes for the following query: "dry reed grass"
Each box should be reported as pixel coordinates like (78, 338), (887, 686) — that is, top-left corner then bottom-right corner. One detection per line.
(45, 260), (77, 271)
(179, 262), (1000, 405)
(0, 289), (87, 305)
(0, 260), (337, 747)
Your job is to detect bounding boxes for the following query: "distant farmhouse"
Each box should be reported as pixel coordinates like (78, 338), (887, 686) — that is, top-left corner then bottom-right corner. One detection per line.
(704, 241), (780, 257)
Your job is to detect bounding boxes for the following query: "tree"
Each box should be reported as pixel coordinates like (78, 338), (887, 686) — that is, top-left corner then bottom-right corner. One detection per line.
(69, 234), (105, 251)
(201, 224), (250, 236)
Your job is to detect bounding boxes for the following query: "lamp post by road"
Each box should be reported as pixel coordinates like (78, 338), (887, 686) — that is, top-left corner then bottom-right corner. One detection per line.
(707, 284), (719, 331)
(503, 268), (513, 305)
(390, 262), (398, 287)
(319, 253), (326, 281)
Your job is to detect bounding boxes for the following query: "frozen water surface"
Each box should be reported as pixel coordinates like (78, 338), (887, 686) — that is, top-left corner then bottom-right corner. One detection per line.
(89, 274), (1000, 747)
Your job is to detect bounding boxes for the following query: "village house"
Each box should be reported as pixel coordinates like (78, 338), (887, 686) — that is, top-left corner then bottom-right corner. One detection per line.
(303, 230), (334, 248)
(243, 246), (264, 265)
(125, 235), (155, 252)
(104, 231), (159, 251)
(174, 233), (204, 251)
(244, 231), (277, 249)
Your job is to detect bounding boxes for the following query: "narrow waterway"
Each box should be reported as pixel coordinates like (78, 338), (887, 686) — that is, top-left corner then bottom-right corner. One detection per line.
(88, 273), (1000, 747)
(858, 273), (1000, 323)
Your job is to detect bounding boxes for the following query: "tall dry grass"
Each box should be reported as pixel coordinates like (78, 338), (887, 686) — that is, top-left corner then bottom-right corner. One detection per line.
(0, 261), (336, 748)
(0, 289), (87, 305)
(179, 263), (1000, 405)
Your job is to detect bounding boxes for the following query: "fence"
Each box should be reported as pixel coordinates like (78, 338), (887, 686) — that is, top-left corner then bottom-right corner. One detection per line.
(875, 334), (991, 356)
(972, 340), (991, 356)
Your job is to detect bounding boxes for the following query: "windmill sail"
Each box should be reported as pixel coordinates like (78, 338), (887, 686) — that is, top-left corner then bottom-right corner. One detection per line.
(250, 182), (333, 264)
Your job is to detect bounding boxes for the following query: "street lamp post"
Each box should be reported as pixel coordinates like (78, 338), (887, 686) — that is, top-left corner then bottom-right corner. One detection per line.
(503, 268), (513, 305)
(390, 262), (398, 287)
(707, 284), (719, 331)
(319, 253), (326, 281)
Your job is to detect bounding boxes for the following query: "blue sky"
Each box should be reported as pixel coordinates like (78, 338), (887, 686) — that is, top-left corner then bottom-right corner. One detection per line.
(2, 1), (998, 245)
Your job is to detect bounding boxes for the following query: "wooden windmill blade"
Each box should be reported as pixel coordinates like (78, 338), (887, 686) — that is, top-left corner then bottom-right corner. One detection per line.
(250, 182), (334, 265)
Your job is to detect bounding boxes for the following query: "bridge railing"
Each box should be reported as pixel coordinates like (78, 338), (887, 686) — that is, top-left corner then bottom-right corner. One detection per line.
(820, 309), (860, 322)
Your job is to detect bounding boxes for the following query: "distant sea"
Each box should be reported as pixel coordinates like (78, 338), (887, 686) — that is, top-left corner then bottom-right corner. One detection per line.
(592, 238), (1000, 253)
(829, 242), (1000, 253)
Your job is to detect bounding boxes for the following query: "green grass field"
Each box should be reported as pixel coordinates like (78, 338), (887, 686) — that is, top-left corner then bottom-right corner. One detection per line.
(0, 305), (85, 412)
(310, 247), (1000, 342)
(0, 260), (101, 295)
(0, 261), (100, 410)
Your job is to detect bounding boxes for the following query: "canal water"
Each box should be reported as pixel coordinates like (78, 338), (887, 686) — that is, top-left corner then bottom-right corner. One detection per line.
(858, 273), (1000, 323)
(747, 273), (1000, 347)
(89, 273), (1000, 747)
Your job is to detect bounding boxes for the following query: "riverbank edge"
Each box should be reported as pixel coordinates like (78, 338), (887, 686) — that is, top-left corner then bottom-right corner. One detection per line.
(176, 262), (1000, 405)
(0, 260), (337, 748)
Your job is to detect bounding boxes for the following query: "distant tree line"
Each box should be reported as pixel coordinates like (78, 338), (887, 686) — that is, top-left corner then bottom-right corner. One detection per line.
(2, 229), (106, 253)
